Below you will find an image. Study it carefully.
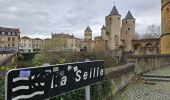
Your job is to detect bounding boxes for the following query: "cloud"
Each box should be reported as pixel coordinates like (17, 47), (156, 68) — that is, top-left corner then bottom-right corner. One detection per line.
(0, 0), (161, 39)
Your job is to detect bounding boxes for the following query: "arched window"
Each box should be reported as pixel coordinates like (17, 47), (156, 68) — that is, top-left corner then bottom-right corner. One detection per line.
(166, 8), (169, 13)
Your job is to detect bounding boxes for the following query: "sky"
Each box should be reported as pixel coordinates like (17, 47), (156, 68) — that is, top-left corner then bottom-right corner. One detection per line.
(0, 0), (161, 39)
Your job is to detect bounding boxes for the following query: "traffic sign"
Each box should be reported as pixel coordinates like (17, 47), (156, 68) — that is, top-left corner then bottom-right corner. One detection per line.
(6, 60), (104, 100)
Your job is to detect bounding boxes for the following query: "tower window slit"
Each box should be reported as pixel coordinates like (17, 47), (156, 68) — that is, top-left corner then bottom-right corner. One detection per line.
(166, 8), (169, 13)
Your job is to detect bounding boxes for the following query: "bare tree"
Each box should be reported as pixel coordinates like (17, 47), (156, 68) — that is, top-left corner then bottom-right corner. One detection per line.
(146, 24), (161, 38)
(134, 32), (141, 40)
(134, 25), (161, 40)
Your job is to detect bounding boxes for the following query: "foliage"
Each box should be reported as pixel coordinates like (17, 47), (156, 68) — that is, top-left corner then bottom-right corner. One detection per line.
(0, 66), (12, 71)
(0, 78), (5, 99)
(42, 37), (68, 52)
(21, 53), (36, 61)
(17, 53), (37, 68)
(50, 77), (113, 100)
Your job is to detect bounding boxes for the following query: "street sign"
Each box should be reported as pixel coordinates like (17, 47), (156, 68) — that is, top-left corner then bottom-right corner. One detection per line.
(5, 60), (104, 100)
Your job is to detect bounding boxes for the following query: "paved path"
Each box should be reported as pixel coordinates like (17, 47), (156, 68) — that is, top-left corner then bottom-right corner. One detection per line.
(115, 65), (170, 100)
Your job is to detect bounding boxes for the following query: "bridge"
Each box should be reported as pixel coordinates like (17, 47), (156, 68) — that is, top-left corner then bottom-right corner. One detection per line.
(106, 54), (170, 99)
(0, 51), (18, 67)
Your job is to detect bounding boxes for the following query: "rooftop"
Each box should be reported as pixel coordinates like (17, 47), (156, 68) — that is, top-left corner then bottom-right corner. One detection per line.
(107, 5), (120, 16)
(0, 27), (20, 33)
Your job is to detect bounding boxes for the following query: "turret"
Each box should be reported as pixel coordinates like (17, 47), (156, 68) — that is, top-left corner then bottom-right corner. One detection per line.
(105, 5), (121, 50)
(121, 11), (135, 51)
(161, 0), (170, 54)
(101, 25), (107, 40)
(84, 26), (92, 40)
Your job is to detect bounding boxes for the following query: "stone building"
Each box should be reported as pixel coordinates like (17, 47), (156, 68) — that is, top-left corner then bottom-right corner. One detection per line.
(100, 5), (135, 52)
(52, 33), (83, 52)
(132, 0), (170, 55)
(19, 37), (50, 53)
(132, 38), (160, 55)
(161, 0), (170, 54)
(32, 38), (43, 52)
(83, 26), (95, 52)
(19, 36), (32, 52)
(0, 27), (20, 52)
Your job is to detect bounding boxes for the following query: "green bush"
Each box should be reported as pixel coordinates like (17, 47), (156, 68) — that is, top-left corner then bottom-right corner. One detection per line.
(50, 77), (113, 100)
(0, 78), (5, 99)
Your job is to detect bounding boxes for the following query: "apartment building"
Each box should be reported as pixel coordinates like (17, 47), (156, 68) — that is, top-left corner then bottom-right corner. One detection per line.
(0, 27), (20, 52)
(19, 36), (32, 52)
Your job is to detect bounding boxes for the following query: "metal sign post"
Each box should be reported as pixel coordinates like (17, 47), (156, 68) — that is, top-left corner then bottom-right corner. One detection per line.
(5, 60), (104, 100)
(85, 59), (90, 100)
(85, 85), (90, 100)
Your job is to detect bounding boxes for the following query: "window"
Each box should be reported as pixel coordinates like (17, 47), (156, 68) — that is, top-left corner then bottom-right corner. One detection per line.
(133, 21), (135, 23)
(8, 37), (10, 41)
(12, 37), (15, 41)
(128, 28), (130, 30)
(0, 31), (1, 35)
(2, 32), (5, 35)
(166, 8), (169, 13)
(12, 43), (15, 47)
(118, 17), (120, 20)
(12, 32), (16, 36)
(126, 31), (128, 35)
(8, 44), (10, 47)
(126, 21), (127, 24)
(8, 32), (11, 36)
(24, 43), (26, 47)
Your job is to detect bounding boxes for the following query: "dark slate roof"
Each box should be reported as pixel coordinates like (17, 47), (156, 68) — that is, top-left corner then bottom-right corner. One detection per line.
(124, 11), (135, 20)
(85, 26), (92, 32)
(0, 27), (20, 33)
(22, 36), (31, 39)
(108, 5), (120, 16)
(101, 25), (106, 30)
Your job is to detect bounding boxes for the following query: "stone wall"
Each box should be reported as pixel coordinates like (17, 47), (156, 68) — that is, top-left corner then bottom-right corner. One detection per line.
(0, 52), (18, 67)
(130, 54), (170, 74)
(106, 63), (135, 94)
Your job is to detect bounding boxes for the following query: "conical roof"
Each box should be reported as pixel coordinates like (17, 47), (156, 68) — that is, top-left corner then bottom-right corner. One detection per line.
(124, 11), (135, 20)
(108, 5), (120, 16)
(85, 26), (92, 32)
(101, 25), (106, 30)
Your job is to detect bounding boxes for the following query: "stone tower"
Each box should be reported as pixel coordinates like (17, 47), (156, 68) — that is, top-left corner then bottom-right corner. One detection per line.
(101, 25), (107, 40)
(121, 11), (135, 51)
(105, 5), (121, 50)
(161, 0), (170, 54)
(84, 26), (92, 40)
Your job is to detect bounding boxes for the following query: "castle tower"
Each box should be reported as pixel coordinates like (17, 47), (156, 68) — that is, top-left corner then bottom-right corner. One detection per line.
(101, 25), (107, 40)
(84, 26), (92, 40)
(121, 11), (135, 51)
(105, 5), (121, 50)
(161, 0), (170, 54)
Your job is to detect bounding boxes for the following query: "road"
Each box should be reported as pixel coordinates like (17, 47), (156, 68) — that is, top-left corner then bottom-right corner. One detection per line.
(115, 65), (170, 100)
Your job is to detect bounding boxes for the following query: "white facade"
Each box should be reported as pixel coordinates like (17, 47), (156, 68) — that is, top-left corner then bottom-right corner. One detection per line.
(19, 36), (32, 52)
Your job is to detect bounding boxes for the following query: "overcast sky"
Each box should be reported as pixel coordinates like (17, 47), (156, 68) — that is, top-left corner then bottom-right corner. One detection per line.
(0, 0), (161, 39)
